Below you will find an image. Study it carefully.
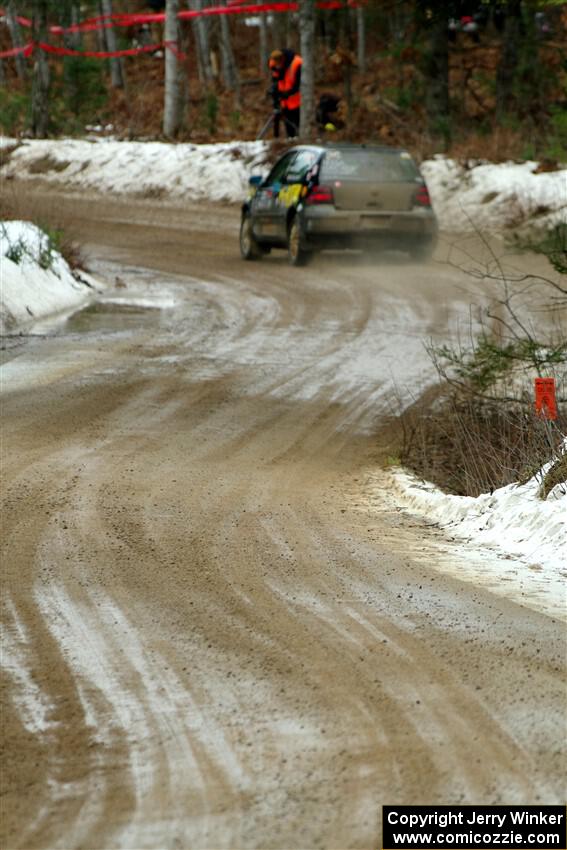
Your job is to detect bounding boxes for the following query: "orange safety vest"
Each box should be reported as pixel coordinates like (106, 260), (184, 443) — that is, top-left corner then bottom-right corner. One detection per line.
(278, 54), (302, 110)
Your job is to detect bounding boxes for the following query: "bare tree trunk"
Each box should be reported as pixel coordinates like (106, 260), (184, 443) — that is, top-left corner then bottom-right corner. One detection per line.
(97, 2), (106, 52)
(69, 4), (82, 49)
(6, 1), (27, 80)
(60, 0), (81, 105)
(31, 0), (50, 137)
(496, 0), (522, 119)
(299, 0), (314, 139)
(219, 2), (241, 105)
(101, 0), (125, 88)
(356, 5), (365, 74)
(344, 60), (353, 121)
(188, 0), (214, 87)
(342, 8), (354, 121)
(164, 0), (183, 137)
(57, 0), (79, 48)
(273, 10), (287, 48)
(420, 1), (450, 143)
(180, 20), (191, 116)
(258, 0), (268, 74)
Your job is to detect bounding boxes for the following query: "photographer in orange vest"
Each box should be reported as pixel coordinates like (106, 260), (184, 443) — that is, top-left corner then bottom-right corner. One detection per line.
(268, 49), (303, 138)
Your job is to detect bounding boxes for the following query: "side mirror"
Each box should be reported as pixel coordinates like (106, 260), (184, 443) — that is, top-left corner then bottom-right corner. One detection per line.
(249, 175), (263, 187)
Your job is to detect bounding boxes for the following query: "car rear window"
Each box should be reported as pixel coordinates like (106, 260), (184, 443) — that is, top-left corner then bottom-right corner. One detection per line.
(320, 149), (420, 182)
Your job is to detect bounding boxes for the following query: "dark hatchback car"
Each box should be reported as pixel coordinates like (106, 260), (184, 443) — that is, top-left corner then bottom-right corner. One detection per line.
(240, 144), (438, 266)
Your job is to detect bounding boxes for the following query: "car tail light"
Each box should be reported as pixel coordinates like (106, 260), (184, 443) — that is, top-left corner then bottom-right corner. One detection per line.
(305, 185), (334, 205)
(414, 185), (431, 207)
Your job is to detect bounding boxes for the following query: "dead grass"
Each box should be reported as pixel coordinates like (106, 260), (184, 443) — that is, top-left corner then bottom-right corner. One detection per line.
(28, 155), (70, 175)
(1, 182), (88, 271)
(54, 229), (87, 270)
(0, 143), (21, 169)
(448, 126), (537, 164)
(399, 389), (566, 498)
(539, 452), (567, 499)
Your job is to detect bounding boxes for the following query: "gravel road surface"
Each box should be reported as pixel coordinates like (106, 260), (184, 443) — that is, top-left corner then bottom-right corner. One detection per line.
(2, 189), (565, 850)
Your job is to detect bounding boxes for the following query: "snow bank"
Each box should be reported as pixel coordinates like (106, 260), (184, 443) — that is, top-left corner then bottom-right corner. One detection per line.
(0, 137), (267, 204)
(1, 221), (98, 332)
(1, 137), (565, 232)
(383, 451), (566, 616)
(422, 157), (567, 233)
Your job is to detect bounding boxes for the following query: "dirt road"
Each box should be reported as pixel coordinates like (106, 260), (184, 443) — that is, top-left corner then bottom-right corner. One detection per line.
(1, 190), (565, 850)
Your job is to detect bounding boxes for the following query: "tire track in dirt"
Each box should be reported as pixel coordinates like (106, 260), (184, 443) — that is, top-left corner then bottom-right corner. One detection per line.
(2, 191), (565, 848)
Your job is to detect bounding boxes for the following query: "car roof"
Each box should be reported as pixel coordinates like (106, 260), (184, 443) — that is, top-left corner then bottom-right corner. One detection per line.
(288, 143), (410, 155)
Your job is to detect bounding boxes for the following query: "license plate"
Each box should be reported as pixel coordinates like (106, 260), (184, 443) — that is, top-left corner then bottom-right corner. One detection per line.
(360, 216), (391, 230)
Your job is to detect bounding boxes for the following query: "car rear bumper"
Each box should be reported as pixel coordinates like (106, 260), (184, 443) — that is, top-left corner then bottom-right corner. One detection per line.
(302, 206), (437, 248)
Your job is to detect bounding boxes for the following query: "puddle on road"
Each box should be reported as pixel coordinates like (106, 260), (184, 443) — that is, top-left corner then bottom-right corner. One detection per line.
(1, 296), (176, 390)
(65, 300), (165, 335)
(1, 298), (171, 369)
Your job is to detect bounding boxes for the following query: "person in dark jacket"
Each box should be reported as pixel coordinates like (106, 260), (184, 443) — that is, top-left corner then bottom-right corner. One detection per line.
(268, 49), (302, 138)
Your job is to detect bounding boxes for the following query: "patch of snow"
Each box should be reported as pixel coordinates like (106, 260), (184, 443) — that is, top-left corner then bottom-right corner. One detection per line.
(1, 221), (101, 333)
(1, 138), (268, 204)
(99, 294), (177, 310)
(2, 597), (55, 734)
(1, 138), (564, 234)
(382, 450), (566, 619)
(35, 578), (330, 848)
(422, 157), (567, 233)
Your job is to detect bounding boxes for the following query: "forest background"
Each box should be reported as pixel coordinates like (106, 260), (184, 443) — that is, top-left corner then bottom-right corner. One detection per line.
(1, 0), (566, 162)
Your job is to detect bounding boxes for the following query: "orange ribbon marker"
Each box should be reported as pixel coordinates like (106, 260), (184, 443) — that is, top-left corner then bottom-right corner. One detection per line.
(534, 377), (557, 420)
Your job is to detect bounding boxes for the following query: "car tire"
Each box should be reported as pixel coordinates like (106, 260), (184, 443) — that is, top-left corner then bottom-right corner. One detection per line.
(240, 212), (262, 261)
(287, 217), (311, 267)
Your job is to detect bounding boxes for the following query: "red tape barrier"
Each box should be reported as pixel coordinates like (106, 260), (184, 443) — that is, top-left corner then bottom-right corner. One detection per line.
(40, 41), (176, 59)
(0, 0), (364, 59)
(1, 0), (357, 37)
(0, 41), (186, 60)
(0, 41), (33, 58)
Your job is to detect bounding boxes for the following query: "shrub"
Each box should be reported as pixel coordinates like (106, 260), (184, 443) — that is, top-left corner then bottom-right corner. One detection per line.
(516, 223), (567, 276)
(205, 93), (219, 135)
(46, 55), (109, 135)
(37, 223), (85, 270)
(0, 89), (30, 136)
(2, 222), (84, 274)
(396, 233), (566, 499)
(399, 386), (565, 498)
(5, 237), (27, 265)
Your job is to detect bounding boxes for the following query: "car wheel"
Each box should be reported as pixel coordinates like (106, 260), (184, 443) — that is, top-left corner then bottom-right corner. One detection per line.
(240, 212), (262, 261)
(287, 217), (311, 267)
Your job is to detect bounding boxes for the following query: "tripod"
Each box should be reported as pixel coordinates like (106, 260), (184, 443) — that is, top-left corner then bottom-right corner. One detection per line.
(257, 109), (299, 140)
(257, 108), (282, 140)
(257, 83), (299, 140)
